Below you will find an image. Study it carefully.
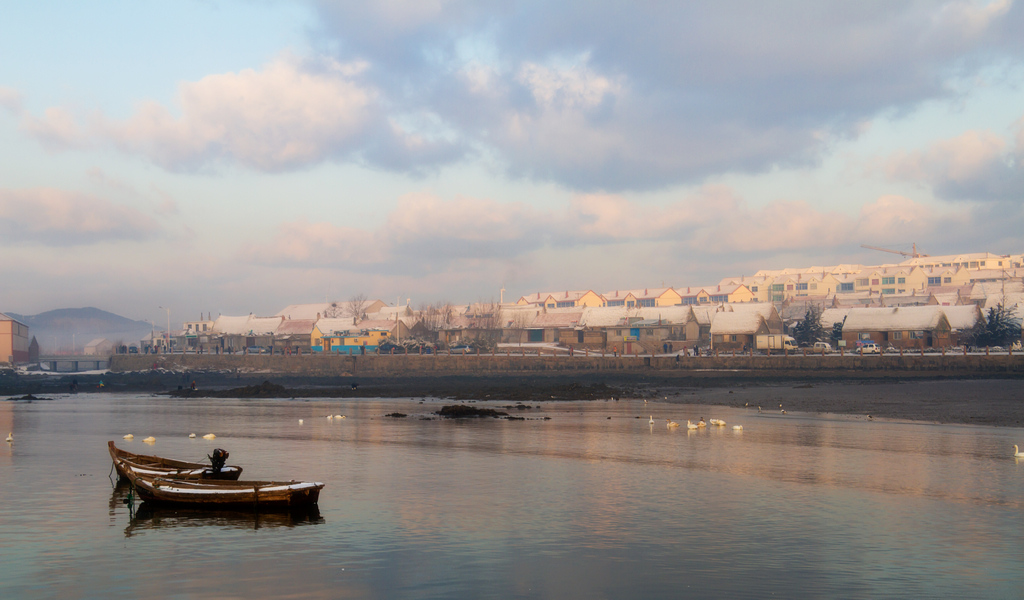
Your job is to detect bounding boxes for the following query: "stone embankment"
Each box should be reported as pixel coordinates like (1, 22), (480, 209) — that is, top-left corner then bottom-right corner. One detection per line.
(110, 352), (1024, 380)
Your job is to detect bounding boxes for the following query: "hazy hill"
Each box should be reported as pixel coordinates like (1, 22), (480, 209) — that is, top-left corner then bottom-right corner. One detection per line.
(7, 307), (159, 354)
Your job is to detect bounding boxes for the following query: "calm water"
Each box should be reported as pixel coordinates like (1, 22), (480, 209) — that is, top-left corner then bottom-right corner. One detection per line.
(1, 392), (1023, 599)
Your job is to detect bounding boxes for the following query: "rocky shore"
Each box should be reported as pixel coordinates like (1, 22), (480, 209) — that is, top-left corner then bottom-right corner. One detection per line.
(3, 368), (1022, 427)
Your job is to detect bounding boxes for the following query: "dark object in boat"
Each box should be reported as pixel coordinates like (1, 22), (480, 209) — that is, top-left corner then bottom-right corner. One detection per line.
(208, 448), (229, 473)
(108, 441), (243, 481)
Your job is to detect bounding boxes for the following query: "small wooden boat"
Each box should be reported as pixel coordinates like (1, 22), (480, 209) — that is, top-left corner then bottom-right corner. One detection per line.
(124, 468), (324, 510)
(108, 441), (243, 481)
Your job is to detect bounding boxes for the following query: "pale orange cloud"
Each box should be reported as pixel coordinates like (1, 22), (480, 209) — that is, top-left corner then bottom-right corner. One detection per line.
(0, 188), (159, 244)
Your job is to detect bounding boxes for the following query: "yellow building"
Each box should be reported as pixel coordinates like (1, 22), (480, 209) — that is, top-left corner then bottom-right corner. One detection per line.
(516, 290), (605, 309)
(602, 288), (682, 307)
(0, 312), (30, 364)
(312, 318), (390, 353)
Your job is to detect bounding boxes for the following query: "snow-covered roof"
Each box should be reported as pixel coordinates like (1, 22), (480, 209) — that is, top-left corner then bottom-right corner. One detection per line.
(213, 315), (284, 335)
(314, 318), (358, 334)
(819, 308), (852, 327)
(841, 306), (947, 332)
(635, 306), (694, 323)
(275, 319), (317, 336)
(709, 311), (767, 335)
(355, 319), (400, 331)
(942, 306), (981, 331)
(579, 306), (631, 327)
(0, 312), (26, 325)
(691, 307), (716, 326)
(85, 338), (111, 348)
(530, 312), (583, 328)
(213, 316), (253, 335)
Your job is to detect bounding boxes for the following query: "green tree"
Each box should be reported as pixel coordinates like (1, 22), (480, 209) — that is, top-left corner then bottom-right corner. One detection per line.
(792, 305), (826, 346)
(964, 304), (1022, 348)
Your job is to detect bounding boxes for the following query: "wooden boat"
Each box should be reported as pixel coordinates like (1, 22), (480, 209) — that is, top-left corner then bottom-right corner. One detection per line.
(123, 467), (324, 510)
(108, 441), (243, 481)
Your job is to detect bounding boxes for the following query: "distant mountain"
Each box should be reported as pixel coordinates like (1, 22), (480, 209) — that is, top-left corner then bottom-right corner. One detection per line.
(7, 307), (159, 354)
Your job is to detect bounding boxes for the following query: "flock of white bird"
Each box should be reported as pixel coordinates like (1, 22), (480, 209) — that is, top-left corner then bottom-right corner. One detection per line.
(118, 432), (217, 444)
(655, 415), (742, 431)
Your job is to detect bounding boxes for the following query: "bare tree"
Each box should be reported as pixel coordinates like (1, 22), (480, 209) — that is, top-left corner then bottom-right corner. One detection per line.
(346, 293), (369, 321)
(420, 301), (456, 331)
(324, 302), (343, 319)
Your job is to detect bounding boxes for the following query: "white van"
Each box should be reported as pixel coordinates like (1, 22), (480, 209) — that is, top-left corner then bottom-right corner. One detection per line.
(813, 342), (832, 353)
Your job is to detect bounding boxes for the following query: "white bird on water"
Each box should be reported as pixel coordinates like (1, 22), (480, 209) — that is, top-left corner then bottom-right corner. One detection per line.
(123, 434), (134, 440)
(188, 433), (196, 438)
(143, 436), (156, 444)
(732, 425), (743, 431)
(298, 419), (304, 425)
(5, 432), (12, 442)
(686, 420), (698, 430)
(203, 433), (216, 440)
(1015, 445), (1024, 458)
(649, 415), (655, 425)
(666, 420), (679, 428)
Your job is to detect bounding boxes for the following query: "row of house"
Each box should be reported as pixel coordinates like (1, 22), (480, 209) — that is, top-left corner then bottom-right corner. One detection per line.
(155, 296), (1011, 357)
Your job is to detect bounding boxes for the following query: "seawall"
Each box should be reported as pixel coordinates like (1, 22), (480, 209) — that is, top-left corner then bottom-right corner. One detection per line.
(110, 352), (1024, 380)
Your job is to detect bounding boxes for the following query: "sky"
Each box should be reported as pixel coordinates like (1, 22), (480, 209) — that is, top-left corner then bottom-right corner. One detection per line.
(1, 0), (1023, 328)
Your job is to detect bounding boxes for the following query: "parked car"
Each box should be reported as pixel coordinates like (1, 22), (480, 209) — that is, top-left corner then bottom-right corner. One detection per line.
(859, 343), (880, 354)
(449, 344), (474, 354)
(812, 342), (832, 353)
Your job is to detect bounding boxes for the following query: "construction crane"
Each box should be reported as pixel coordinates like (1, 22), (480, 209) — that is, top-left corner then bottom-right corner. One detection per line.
(860, 243), (928, 258)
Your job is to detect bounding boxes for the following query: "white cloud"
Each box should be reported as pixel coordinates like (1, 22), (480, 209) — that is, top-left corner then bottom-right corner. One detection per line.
(247, 188), (971, 273)
(0, 188), (160, 245)
(882, 122), (1024, 200)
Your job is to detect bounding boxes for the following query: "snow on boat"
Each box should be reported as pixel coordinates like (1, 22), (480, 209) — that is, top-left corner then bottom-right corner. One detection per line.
(124, 468), (324, 510)
(108, 441), (243, 481)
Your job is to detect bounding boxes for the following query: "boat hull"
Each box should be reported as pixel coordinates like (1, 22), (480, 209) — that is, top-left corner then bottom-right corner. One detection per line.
(124, 469), (324, 511)
(108, 441), (243, 481)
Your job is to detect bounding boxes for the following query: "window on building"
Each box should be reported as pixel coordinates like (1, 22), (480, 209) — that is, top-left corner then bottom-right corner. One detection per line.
(943, 277), (951, 284)
(772, 284), (783, 291)
(730, 335), (737, 342)
(751, 286), (758, 292)
(882, 288), (895, 294)
(796, 283), (808, 291)
(871, 279), (879, 285)
(772, 294), (784, 302)
(981, 261), (986, 266)
(713, 335), (723, 343)
(556, 301), (574, 308)
(898, 277), (906, 284)
(786, 284), (794, 290)
(910, 330), (925, 339)
(856, 278), (869, 286)
(891, 331), (902, 340)
(607, 300), (624, 307)
(626, 301), (635, 308)
(858, 333), (872, 340)
(882, 277), (895, 285)
(928, 277), (941, 286)
(969, 261), (978, 268)
(839, 283), (854, 292)
(639, 299), (656, 307)
(810, 283), (817, 290)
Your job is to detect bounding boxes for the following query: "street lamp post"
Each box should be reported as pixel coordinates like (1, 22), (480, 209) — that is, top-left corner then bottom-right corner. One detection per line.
(158, 306), (170, 353)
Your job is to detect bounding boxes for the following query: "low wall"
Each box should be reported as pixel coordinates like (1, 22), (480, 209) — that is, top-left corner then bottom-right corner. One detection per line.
(110, 352), (1024, 379)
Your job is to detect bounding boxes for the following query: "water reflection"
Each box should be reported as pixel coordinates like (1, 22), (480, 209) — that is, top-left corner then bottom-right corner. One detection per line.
(124, 503), (324, 537)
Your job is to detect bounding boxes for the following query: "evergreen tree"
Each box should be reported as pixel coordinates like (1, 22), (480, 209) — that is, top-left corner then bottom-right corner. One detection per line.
(792, 305), (826, 346)
(961, 304), (1021, 348)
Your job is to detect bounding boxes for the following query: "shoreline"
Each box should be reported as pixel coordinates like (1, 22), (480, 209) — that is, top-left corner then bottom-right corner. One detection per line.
(4, 370), (1023, 427)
